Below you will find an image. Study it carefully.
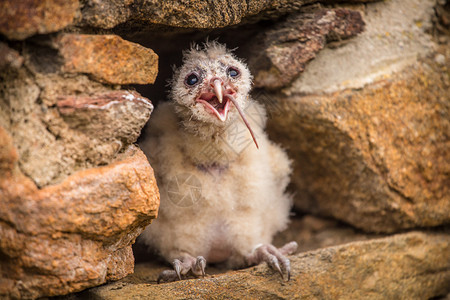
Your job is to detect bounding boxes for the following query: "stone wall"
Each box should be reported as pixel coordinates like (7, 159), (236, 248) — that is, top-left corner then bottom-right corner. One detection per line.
(0, 0), (448, 299)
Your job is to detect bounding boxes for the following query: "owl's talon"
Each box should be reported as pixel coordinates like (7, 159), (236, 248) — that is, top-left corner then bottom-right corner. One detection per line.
(195, 256), (206, 277)
(246, 242), (298, 281)
(157, 255), (207, 283)
(173, 259), (182, 280)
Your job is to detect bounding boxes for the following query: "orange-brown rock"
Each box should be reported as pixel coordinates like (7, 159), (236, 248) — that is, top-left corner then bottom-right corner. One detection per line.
(266, 56), (449, 233)
(1, 64), (154, 187)
(55, 34), (158, 85)
(78, 231), (450, 299)
(0, 127), (159, 299)
(254, 0), (449, 233)
(0, 30), (160, 299)
(0, 0), (79, 40)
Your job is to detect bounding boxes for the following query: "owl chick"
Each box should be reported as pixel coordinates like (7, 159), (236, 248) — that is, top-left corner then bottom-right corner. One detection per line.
(139, 41), (297, 282)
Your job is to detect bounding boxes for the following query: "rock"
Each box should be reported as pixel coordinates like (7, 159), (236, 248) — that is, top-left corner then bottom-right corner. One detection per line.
(0, 30), (160, 299)
(79, 0), (378, 31)
(248, 8), (365, 90)
(0, 127), (160, 299)
(55, 34), (159, 85)
(0, 0), (379, 40)
(261, 0), (449, 233)
(288, 0), (435, 94)
(76, 231), (450, 299)
(267, 59), (450, 232)
(57, 90), (154, 144)
(0, 0), (79, 40)
(79, 0), (313, 30)
(0, 62), (154, 187)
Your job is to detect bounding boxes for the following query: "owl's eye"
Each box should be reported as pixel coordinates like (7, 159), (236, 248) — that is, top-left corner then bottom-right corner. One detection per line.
(227, 67), (240, 78)
(185, 72), (200, 86)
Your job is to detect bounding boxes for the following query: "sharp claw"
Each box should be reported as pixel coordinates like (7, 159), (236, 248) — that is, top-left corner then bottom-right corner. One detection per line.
(284, 259), (291, 281)
(247, 242), (297, 282)
(196, 256), (206, 277)
(269, 256), (283, 279)
(173, 259), (182, 280)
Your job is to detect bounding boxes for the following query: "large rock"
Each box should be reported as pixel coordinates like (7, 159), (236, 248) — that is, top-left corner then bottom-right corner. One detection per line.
(79, 0), (377, 31)
(263, 0), (449, 232)
(0, 27), (160, 299)
(0, 128), (159, 299)
(248, 8), (365, 90)
(1, 34), (157, 187)
(77, 231), (450, 299)
(0, 0), (79, 40)
(0, 0), (380, 40)
(55, 34), (158, 85)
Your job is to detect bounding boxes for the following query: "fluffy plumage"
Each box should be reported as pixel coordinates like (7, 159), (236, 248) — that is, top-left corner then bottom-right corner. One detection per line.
(139, 41), (296, 281)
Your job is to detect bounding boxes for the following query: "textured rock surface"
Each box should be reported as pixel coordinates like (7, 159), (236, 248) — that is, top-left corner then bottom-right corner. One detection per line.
(80, 0), (377, 31)
(267, 53), (449, 233)
(1, 35), (157, 187)
(263, 0), (449, 232)
(0, 14), (160, 299)
(0, 131), (159, 299)
(248, 8), (365, 89)
(55, 34), (158, 85)
(289, 0), (436, 94)
(0, 0), (79, 40)
(0, 0), (379, 38)
(1, 0), (448, 298)
(75, 231), (450, 299)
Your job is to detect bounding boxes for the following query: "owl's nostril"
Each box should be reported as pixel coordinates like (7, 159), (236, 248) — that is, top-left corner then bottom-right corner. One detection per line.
(209, 77), (224, 87)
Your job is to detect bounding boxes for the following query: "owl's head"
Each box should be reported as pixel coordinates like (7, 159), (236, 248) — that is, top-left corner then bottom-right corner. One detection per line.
(170, 41), (257, 147)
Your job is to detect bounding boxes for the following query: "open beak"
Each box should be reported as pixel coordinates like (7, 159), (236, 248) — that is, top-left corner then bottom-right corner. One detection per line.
(196, 78), (230, 122)
(196, 78), (259, 149)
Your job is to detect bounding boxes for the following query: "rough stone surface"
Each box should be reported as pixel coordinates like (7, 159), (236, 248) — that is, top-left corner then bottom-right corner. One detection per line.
(0, 129), (160, 299)
(0, 0), (448, 299)
(0, 0), (79, 40)
(75, 231), (450, 299)
(1, 59), (154, 187)
(80, 0), (372, 30)
(57, 90), (154, 144)
(55, 34), (159, 85)
(80, 0), (310, 29)
(261, 0), (449, 233)
(289, 0), (436, 94)
(266, 54), (449, 233)
(248, 8), (365, 89)
(0, 18), (160, 299)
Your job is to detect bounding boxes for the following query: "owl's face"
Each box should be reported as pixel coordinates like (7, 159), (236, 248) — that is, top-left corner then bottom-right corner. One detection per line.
(171, 42), (253, 128)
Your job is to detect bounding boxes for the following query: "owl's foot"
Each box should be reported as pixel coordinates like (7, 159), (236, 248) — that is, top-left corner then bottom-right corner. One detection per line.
(246, 241), (298, 281)
(157, 255), (206, 283)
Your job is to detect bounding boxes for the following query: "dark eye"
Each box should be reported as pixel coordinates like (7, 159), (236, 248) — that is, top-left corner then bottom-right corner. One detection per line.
(185, 72), (200, 86)
(227, 67), (240, 78)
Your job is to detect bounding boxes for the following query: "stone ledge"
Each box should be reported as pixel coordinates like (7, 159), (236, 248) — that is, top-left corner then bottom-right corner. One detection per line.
(81, 231), (450, 299)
